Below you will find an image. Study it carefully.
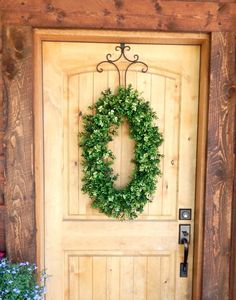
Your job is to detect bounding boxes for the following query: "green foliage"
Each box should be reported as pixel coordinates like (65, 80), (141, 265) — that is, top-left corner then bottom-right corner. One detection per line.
(79, 85), (164, 220)
(0, 259), (46, 300)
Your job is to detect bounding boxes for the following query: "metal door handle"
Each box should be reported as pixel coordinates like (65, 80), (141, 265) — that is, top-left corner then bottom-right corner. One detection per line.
(181, 237), (189, 276)
(179, 224), (190, 277)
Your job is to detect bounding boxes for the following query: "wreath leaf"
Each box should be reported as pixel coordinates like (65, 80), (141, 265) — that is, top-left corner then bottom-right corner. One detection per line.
(79, 85), (164, 220)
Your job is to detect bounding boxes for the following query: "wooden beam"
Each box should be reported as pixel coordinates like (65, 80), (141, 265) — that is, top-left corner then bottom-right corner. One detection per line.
(0, 205), (5, 252)
(202, 32), (236, 300)
(230, 108), (236, 299)
(0, 11), (6, 253)
(0, 1), (236, 32)
(2, 25), (35, 263)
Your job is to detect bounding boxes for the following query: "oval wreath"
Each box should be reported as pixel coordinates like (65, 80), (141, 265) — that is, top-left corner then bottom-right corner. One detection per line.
(79, 85), (164, 220)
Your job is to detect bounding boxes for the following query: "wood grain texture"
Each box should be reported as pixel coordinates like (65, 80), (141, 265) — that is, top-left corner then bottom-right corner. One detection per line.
(202, 32), (236, 300)
(0, 205), (5, 251)
(0, 12), (6, 253)
(0, 0), (236, 31)
(192, 37), (209, 300)
(0, 13), (4, 206)
(2, 25), (35, 262)
(230, 107), (236, 300)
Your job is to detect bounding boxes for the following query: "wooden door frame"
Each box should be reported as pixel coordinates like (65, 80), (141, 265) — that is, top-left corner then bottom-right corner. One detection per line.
(34, 29), (209, 300)
(1, 3), (236, 299)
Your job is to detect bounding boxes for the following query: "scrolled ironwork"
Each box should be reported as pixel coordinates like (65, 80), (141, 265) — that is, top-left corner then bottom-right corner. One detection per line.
(96, 43), (148, 87)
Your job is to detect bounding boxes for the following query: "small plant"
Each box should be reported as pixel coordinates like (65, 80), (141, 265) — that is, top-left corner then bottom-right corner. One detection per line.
(0, 259), (46, 300)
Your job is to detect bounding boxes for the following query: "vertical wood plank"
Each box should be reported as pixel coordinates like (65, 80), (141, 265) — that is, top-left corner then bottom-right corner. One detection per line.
(93, 71), (108, 101)
(160, 256), (171, 299)
(0, 16), (6, 239)
(78, 72), (94, 215)
(0, 19), (4, 245)
(67, 75), (79, 215)
(136, 73), (151, 215)
(202, 32), (236, 300)
(69, 256), (79, 300)
(229, 35), (236, 300)
(148, 75), (165, 216)
(0, 206), (5, 251)
(162, 78), (179, 217)
(107, 257), (120, 300)
(79, 256), (93, 300)
(126, 71), (137, 89)
(93, 257), (107, 300)
(133, 257), (147, 300)
(231, 142), (236, 300)
(108, 71), (122, 188)
(108, 70), (119, 94)
(43, 41), (65, 299)
(2, 25), (35, 262)
(192, 40), (209, 300)
(120, 257), (134, 300)
(0, 18), (5, 252)
(147, 257), (161, 300)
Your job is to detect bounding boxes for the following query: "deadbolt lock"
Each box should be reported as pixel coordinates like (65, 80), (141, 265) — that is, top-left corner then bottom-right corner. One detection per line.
(179, 209), (192, 220)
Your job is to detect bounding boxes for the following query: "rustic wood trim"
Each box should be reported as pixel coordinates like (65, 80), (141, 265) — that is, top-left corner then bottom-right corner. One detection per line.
(202, 32), (236, 300)
(192, 38), (210, 300)
(0, 12), (6, 253)
(0, 205), (5, 252)
(34, 31), (44, 269)
(0, 13), (4, 206)
(230, 103), (236, 300)
(2, 25), (36, 263)
(34, 29), (209, 45)
(1, 1), (236, 32)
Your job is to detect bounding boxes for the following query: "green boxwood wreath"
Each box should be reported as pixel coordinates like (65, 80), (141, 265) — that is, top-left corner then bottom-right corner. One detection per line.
(79, 85), (164, 220)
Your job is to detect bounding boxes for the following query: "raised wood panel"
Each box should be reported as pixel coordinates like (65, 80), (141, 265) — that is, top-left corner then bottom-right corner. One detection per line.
(65, 251), (175, 300)
(1, 1), (236, 31)
(64, 69), (183, 220)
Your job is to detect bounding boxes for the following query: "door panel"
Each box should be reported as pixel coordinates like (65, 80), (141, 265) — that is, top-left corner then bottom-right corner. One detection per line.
(65, 70), (180, 220)
(42, 41), (200, 299)
(65, 251), (175, 300)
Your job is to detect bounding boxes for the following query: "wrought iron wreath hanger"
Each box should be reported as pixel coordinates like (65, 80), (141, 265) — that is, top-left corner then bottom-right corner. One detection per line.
(96, 43), (148, 87)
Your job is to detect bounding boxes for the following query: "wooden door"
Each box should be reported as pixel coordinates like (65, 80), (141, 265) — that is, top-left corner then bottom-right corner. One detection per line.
(39, 36), (200, 299)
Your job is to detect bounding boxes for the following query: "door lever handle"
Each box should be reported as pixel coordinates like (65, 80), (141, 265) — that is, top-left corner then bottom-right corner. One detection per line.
(181, 237), (189, 276)
(179, 224), (190, 277)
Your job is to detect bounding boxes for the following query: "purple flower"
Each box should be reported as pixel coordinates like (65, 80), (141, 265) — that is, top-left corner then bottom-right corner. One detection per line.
(13, 288), (20, 294)
(0, 259), (47, 298)
(19, 262), (29, 266)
